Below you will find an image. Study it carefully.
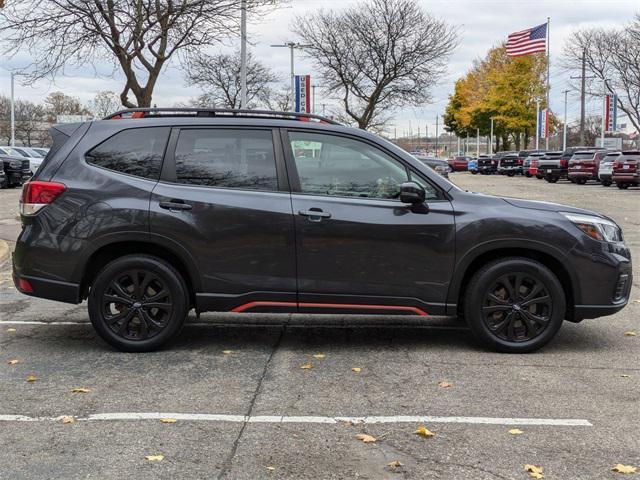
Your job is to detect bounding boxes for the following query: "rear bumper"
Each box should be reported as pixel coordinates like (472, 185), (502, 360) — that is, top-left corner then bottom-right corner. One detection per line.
(12, 271), (81, 304)
(568, 170), (596, 179)
(542, 167), (567, 178)
(612, 173), (639, 184)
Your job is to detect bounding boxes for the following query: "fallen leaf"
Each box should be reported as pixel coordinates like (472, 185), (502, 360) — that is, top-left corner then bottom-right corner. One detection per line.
(61, 416), (75, 424)
(508, 428), (524, 435)
(265, 466), (276, 471)
(414, 425), (435, 438)
(438, 381), (453, 388)
(524, 464), (544, 479)
(7, 359), (19, 365)
(26, 374), (37, 382)
(300, 363), (313, 369)
(71, 387), (91, 394)
(387, 460), (403, 468)
(623, 331), (637, 337)
(621, 374), (631, 378)
(633, 299), (640, 304)
(312, 354), (326, 359)
(356, 433), (377, 443)
(352, 367), (362, 373)
(160, 418), (177, 424)
(222, 350), (233, 354)
(145, 455), (164, 462)
(612, 464), (637, 474)
(6, 328), (16, 332)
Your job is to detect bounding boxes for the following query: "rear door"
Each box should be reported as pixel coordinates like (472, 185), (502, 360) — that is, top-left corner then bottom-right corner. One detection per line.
(283, 129), (455, 315)
(149, 126), (296, 311)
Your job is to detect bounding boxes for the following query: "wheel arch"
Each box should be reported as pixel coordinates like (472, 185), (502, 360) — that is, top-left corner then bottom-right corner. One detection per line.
(449, 242), (579, 321)
(76, 232), (201, 305)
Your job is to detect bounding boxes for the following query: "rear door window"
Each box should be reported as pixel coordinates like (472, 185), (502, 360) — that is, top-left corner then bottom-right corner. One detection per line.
(173, 129), (278, 191)
(85, 127), (170, 180)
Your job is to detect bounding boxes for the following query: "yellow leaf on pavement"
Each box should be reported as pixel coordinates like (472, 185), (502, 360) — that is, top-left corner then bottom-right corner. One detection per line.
(623, 331), (636, 337)
(356, 433), (377, 443)
(438, 381), (453, 388)
(71, 387), (91, 393)
(266, 466), (276, 471)
(387, 460), (403, 468)
(300, 363), (313, 369)
(222, 350), (233, 354)
(6, 328), (16, 332)
(612, 464), (637, 474)
(352, 367), (362, 373)
(145, 455), (164, 462)
(61, 416), (75, 424)
(160, 418), (177, 424)
(7, 359), (19, 365)
(509, 428), (524, 435)
(26, 374), (37, 382)
(415, 425), (435, 438)
(524, 464), (544, 478)
(621, 374), (631, 378)
(312, 354), (325, 359)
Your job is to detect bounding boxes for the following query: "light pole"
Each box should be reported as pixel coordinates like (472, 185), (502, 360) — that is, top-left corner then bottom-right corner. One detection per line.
(240, 0), (247, 109)
(535, 99), (540, 150)
(476, 128), (480, 158)
(489, 117), (494, 154)
(10, 72), (15, 146)
(562, 89), (570, 151)
(435, 115), (439, 156)
(270, 42), (312, 111)
(601, 79), (611, 148)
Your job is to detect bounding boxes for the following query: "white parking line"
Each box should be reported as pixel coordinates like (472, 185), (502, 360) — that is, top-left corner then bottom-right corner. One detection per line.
(0, 412), (592, 426)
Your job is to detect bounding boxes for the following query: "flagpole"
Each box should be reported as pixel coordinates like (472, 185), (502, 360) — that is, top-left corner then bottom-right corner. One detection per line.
(545, 17), (550, 150)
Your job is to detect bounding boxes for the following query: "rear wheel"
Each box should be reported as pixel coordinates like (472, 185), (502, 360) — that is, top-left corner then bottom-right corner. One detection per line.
(524, 172), (532, 178)
(602, 180), (612, 187)
(88, 255), (189, 352)
(617, 183), (629, 189)
(463, 257), (565, 353)
(545, 176), (558, 183)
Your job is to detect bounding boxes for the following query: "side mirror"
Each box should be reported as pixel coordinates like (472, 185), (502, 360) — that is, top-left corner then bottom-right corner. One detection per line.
(399, 181), (426, 204)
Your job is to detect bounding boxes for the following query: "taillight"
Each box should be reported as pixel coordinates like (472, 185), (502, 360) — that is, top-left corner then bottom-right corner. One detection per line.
(20, 180), (66, 215)
(517, 158), (523, 165)
(491, 160), (496, 165)
(613, 161), (621, 169)
(560, 159), (567, 168)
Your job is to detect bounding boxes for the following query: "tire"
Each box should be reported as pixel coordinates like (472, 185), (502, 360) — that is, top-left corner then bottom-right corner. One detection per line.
(617, 183), (629, 189)
(507, 172), (515, 177)
(601, 180), (612, 187)
(88, 255), (189, 352)
(462, 257), (565, 353)
(545, 177), (558, 183)
(525, 172), (532, 178)
(535, 174), (543, 180)
(471, 171), (478, 175)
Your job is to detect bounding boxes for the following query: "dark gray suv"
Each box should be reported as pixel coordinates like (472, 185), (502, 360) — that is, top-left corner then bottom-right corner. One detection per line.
(12, 109), (632, 353)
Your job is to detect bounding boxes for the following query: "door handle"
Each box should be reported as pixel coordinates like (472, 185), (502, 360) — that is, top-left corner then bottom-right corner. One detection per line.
(298, 209), (331, 222)
(159, 200), (192, 211)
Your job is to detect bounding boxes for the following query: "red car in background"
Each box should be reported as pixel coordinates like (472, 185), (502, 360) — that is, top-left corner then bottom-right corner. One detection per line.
(612, 150), (640, 189)
(448, 156), (470, 171)
(568, 150), (609, 184)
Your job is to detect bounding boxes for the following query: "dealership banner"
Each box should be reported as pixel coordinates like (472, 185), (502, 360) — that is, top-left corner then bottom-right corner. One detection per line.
(538, 108), (549, 139)
(605, 94), (617, 132)
(295, 75), (311, 114)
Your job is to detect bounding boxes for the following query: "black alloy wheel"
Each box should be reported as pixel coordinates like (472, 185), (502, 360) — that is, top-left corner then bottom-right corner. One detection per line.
(463, 257), (565, 353)
(88, 255), (189, 352)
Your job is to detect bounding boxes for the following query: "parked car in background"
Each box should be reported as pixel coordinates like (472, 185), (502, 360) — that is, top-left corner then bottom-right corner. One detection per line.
(12, 108), (632, 354)
(497, 153), (521, 176)
(477, 154), (498, 174)
(414, 155), (451, 178)
(612, 150), (640, 189)
(568, 150), (609, 185)
(448, 155), (470, 172)
(467, 157), (479, 174)
(598, 151), (621, 187)
(0, 146), (43, 175)
(537, 151), (565, 182)
(31, 147), (50, 157)
(0, 160), (6, 188)
(0, 154), (31, 187)
(524, 152), (546, 177)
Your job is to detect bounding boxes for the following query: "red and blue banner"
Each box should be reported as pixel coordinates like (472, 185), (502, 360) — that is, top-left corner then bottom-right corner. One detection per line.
(295, 75), (311, 114)
(605, 94), (617, 132)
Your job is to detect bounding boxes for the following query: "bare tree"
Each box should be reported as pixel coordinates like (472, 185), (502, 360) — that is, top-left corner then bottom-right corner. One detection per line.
(293, 0), (458, 130)
(0, 1), (277, 108)
(15, 100), (46, 146)
(563, 15), (640, 134)
(44, 92), (87, 121)
(185, 50), (279, 109)
(90, 91), (122, 118)
(264, 86), (293, 112)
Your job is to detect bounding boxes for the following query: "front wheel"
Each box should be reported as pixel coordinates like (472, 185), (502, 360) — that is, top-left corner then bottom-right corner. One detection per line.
(463, 257), (565, 353)
(88, 255), (189, 352)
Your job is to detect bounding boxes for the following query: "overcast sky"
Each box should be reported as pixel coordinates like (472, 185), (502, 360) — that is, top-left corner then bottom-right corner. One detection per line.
(1, 0), (637, 135)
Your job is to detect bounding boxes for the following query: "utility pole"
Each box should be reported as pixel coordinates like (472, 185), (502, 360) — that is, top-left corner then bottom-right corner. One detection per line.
(562, 89), (570, 151)
(10, 72), (15, 147)
(490, 117), (494, 154)
(239, 0), (247, 109)
(601, 80), (608, 148)
(311, 85), (317, 114)
(271, 42), (312, 111)
(580, 49), (586, 145)
(417, 125), (421, 147)
(535, 100), (540, 150)
(435, 115), (439, 156)
(476, 128), (480, 158)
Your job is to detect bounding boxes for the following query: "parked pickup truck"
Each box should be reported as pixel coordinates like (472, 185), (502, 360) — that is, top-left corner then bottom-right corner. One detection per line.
(612, 150), (640, 189)
(0, 155), (31, 188)
(568, 150), (610, 184)
(538, 151), (565, 182)
(524, 152), (546, 178)
(477, 154), (498, 174)
(497, 153), (521, 176)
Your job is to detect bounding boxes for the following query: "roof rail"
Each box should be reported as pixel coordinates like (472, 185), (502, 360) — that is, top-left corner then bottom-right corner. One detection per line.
(104, 108), (341, 125)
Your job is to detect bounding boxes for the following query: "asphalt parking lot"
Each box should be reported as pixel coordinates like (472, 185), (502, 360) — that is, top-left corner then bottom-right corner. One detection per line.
(1, 174), (638, 480)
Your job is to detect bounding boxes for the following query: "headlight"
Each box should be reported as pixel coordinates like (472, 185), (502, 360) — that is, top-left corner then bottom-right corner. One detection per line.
(561, 212), (622, 242)
(9, 161), (21, 168)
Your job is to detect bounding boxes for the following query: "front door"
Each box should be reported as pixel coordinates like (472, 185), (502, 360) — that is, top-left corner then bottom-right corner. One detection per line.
(284, 129), (455, 315)
(150, 127), (296, 312)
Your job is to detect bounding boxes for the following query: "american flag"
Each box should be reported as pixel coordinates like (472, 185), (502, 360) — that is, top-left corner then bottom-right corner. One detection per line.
(506, 23), (547, 57)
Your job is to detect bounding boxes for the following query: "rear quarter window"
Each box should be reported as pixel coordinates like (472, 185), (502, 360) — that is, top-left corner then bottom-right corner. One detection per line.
(85, 127), (170, 180)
